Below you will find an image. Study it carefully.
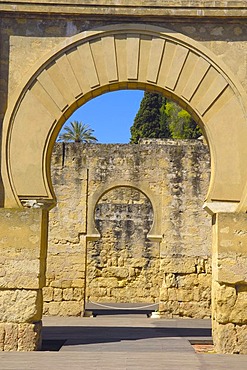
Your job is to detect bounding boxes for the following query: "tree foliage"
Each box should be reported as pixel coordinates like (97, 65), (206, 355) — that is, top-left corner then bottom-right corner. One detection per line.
(164, 101), (201, 139)
(130, 92), (166, 143)
(58, 121), (98, 143)
(130, 92), (201, 143)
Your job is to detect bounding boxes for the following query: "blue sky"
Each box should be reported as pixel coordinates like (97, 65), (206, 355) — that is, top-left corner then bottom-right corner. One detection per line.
(60, 90), (144, 143)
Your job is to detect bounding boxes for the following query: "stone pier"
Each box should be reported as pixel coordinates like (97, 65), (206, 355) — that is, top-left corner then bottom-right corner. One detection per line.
(212, 213), (247, 354)
(0, 209), (48, 351)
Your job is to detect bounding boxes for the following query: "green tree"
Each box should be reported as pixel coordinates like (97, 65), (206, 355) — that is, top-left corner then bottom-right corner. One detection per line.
(130, 92), (201, 142)
(58, 121), (98, 143)
(130, 92), (166, 143)
(159, 102), (170, 138)
(165, 101), (201, 139)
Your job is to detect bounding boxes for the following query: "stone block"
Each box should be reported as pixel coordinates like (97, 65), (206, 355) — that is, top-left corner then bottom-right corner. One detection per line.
(217, 256), (247, 285)
(42, 303), (49, 315)
(60, 301), (82, 316)
(43, 287), (53, 302)
(214, 213), (247, 284)
(0, 260), (41, 289)
(159, 301), (179, 317)
(63, 288), (73, 301)
(0, 289), (42, 323)
(71, 279), (85, 288)
(159, 297), (211, 319)
(53, 288), (62, 302)
(213, 283), (236, 324)
(197, 273), (212, 287)
(45, 302), (60, 316)
(0, 209), (47, 289)
(179, 301), (211, 318)
(230, 290), (247, 324)
(217, 213), (247, 255)
(0, 322), (42, 351)
(95, 287), (108, 297)
(160, 257), (197, 274)
(61, 280), (72, 288)
(97, 277), (118, 288)
(104, 267), (129, 279)
(167, 288), (177, 301)
(213, 321), (238, 354)
(73, 288), (83, 301)
(177, 288), (193, 302)
(50, 280), (62, 288)
(4, 323), (18, 351)
(236, 324), (247, 354)
(176, 274), (199, 288)
(17, 322), (42, 351)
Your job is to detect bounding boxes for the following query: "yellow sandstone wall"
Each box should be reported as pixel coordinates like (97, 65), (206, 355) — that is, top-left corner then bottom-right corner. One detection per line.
(87, 187), (160, 304)
(44, 139), (212, 318)
(212, 213), (247, 354)
(1, 16), (247, 100)
(0, 208), (46, 350)
(1, 1), (247, 353)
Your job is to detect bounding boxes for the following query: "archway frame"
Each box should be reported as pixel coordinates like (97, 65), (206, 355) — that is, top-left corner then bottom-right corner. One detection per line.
(2, 23), (247, 212)
(86, 181), (162, 242)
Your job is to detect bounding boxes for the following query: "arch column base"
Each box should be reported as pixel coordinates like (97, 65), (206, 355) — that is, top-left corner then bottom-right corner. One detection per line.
(0, 208), (48, 351)
(0, 321), (42, 351)
(212, 213), (247, 354)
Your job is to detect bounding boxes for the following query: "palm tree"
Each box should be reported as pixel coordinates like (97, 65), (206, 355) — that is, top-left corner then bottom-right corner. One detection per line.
(58, 121), (98, 143)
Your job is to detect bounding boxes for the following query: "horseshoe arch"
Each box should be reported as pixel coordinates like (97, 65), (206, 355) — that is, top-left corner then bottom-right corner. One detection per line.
(2, 24), (247, 212)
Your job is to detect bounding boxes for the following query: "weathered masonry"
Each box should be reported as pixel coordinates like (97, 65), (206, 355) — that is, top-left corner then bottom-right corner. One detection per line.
(45, 140), (212, 318)
(0, 1), (247, 354)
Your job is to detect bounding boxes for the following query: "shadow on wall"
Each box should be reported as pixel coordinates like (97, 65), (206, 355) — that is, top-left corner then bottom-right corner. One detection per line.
(0, 128), (5, 207)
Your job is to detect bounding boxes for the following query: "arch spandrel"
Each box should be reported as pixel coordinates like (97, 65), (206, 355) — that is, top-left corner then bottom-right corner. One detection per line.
(2, 24), (247, 210)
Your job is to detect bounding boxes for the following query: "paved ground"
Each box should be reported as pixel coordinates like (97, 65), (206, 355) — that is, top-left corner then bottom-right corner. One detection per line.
(0, 314), (247, 369)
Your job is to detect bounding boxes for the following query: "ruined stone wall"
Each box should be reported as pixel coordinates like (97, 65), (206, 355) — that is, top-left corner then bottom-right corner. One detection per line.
(44, 139), (212, 318)
(87, 186), (160, 304)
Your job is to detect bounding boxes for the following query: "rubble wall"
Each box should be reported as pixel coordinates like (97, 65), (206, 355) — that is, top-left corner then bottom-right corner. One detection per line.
(44, 140), (212, 318)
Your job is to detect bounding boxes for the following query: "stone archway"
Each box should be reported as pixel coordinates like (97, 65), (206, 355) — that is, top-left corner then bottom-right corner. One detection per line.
(2, 24), (247, 211)
(1, 24), (247, 353)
